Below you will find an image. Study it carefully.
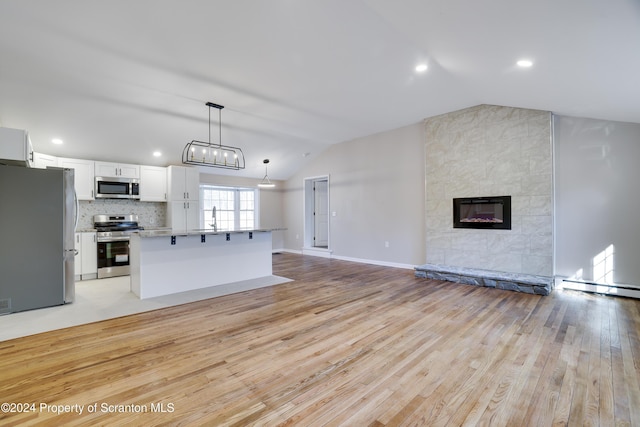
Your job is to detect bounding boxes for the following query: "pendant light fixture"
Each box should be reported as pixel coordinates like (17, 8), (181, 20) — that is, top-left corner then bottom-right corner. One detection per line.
(182, 102), (245, 170)
(258, 159), (275, 188)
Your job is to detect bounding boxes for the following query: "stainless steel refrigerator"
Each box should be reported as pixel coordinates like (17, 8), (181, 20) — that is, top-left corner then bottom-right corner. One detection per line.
(0, 164), (76, 313)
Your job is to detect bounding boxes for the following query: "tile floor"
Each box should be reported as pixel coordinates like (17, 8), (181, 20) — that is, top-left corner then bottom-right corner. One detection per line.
(0, 275), (291, 342)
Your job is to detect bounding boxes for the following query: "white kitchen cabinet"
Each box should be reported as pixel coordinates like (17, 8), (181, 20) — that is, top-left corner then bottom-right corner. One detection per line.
(95, 161), (140, 178)
(74, 232), (97, 280)
(81, 232), (97, 279)
(166, 166), (199, 231)
(0, 127), (34, 167)
(140, 165), (167, 202)
(168, 200), (200, 232)
(74, 233), (82, 278)
(167, 165), (199, 201)
(33, 152), (58, 169)
(58, 157), (95, 200)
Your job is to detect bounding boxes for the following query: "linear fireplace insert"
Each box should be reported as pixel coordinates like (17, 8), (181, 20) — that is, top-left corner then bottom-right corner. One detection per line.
(453, 196), (511, 229)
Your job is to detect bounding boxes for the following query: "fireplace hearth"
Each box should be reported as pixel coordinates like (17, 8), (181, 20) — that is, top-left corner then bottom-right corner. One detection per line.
(453, 196), (511, 230)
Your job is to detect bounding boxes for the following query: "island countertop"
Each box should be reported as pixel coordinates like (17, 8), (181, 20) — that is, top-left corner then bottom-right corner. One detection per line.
(136, 228), (281, 238)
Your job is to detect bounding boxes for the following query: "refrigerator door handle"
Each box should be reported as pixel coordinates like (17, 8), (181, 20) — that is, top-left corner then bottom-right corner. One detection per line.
(74, 190), (79, 231)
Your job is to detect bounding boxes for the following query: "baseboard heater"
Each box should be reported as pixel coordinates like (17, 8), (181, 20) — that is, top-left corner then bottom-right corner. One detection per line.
(562, 279), (640, 299)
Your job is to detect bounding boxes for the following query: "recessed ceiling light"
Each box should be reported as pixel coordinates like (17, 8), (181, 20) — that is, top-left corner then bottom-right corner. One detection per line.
(52, 138), (63, 145)
(415, 64), (428, 73)
(153, 151), (162, 157)
(517, 59), (533, 68)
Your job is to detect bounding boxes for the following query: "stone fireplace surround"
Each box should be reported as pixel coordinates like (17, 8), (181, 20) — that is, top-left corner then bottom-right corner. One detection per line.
(421, 104), (554, 294)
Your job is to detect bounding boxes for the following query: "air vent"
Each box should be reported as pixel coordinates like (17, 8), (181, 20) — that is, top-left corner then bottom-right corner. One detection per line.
(0, 298), (11, 315)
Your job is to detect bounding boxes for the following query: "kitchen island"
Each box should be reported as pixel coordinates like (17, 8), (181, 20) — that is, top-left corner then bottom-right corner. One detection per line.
(129, 229), (273, 299)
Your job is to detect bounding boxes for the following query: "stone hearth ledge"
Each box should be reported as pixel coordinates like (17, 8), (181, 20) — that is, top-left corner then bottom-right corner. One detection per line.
(414, 263), (553, 295)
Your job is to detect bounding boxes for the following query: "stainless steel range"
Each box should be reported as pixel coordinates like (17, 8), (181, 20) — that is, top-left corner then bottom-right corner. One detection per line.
(94, 214), (143, 279)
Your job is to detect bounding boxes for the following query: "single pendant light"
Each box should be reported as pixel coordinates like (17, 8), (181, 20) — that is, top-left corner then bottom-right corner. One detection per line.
(258, 159), (275, 188)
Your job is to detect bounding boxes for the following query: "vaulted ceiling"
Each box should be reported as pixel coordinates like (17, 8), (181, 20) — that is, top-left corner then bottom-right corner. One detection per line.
(1, 0), (639, 180)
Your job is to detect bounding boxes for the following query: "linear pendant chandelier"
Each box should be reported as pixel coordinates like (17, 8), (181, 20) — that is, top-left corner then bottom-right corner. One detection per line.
(182, 102), (245, 170)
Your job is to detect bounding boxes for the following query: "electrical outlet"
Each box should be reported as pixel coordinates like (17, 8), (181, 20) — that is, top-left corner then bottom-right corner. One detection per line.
(385, 241), (389, 248)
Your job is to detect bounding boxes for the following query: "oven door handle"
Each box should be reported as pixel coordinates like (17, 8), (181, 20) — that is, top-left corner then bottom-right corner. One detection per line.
(97, 237), (131, 243)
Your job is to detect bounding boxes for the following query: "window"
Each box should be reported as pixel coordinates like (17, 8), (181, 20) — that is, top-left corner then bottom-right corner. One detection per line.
(200, 185), (257, 230)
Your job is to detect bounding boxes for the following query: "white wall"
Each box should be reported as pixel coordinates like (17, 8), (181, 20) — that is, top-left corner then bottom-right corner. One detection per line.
(554, 115), (640, 286)
(282, 122), (426, 266)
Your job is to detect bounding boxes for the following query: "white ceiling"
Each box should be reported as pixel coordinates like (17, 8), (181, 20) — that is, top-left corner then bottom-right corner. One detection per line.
(1, 0), (639, 180)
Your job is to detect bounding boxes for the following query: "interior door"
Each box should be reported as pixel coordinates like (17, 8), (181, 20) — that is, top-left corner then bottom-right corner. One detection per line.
(313, 179), (329, 247)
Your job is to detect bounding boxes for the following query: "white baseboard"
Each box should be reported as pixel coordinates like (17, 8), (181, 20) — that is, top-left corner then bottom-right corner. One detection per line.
(278, 248), (302, 255)
(302, 247), (332, 258)
(331, 254), (415, 270)
(278, 248), (415, 270)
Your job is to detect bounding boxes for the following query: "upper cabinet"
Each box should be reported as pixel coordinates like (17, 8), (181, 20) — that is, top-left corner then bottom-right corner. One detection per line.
(167, 165), (199, 201)
(58, 157), (95, 200)
(95, 161), (140, 179)
(140, 165), (167, 202)
(167, 166), (199, 231)
(7, 139), (169, 202)
(33, 152), (58, 169)
(0, 127), (34, 167)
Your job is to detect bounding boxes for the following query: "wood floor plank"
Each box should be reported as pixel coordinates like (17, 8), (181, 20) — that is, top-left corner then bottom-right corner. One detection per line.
(1, 253), (639, 426)
(619, 309), (640, 427)
(609, 297), (632, 426)
(598, 298), (615, 426)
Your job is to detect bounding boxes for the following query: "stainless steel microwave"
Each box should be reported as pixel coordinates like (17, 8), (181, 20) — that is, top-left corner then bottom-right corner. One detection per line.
(95, 176), (140, 199)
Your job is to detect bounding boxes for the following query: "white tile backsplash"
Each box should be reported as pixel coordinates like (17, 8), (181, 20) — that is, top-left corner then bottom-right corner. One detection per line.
(77, 199), (167, 229)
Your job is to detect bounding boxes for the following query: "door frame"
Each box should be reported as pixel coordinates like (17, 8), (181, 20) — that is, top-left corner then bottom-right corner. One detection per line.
(303, 175), (331, 255)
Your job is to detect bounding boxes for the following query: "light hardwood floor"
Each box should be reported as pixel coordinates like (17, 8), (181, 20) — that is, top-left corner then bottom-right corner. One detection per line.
(1, 253), (639, 426)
